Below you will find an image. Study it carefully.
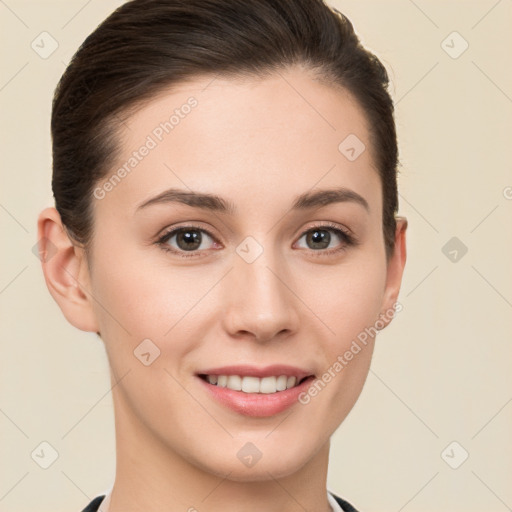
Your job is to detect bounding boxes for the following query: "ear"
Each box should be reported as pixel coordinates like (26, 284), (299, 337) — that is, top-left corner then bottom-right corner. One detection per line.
(378, 216), (408, 329)
(36, 207), (99, 332)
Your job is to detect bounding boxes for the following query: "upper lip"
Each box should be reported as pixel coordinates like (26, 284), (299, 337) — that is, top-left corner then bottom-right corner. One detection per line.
(197, 364), (315, 381)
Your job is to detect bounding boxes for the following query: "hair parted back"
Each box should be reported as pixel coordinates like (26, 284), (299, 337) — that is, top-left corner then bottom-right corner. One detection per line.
(51, 0), (400, 261)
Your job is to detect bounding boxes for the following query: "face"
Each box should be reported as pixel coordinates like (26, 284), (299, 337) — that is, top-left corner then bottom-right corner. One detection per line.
(52, 66), (406, 482)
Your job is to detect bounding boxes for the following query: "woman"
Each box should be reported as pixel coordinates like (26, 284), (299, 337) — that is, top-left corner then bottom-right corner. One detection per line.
(37, 0), (407, 510)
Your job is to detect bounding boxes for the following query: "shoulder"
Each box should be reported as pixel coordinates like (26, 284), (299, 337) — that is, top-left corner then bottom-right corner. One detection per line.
(80, 495), (106, 512)
(330, 491), (361, 512)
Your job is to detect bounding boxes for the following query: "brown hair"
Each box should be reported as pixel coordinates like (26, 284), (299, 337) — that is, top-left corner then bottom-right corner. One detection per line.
(51, 0), (399, 260)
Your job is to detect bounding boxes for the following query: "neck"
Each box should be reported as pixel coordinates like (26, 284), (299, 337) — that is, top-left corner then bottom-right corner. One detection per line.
(102, 385), (333, 512)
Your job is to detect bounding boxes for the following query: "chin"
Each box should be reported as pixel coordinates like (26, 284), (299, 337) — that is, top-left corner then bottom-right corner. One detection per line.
(189, 440), (317, 482)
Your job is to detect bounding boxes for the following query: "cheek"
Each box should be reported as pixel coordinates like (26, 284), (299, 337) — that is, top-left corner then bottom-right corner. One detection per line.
(90, 252), (205, 417)
(300, 255), (387, 352)
(294, 263), (385, 432)
(90, 237), (205, 337)
(313, 255), (386, 394)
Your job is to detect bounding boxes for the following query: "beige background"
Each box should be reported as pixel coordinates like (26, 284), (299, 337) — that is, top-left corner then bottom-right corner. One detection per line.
(1, 1), (511, 511)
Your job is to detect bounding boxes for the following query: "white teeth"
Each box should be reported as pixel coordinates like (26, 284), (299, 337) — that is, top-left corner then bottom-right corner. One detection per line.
(204, 374), (304, 393)
(259, 376), (277, 394)
(276, 375), (287, 391)
(241, 376), (260, 393)
(227, 375), (242, 391)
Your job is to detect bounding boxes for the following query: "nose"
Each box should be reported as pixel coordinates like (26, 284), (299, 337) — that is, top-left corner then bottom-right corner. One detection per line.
(221, 247), (300, 343)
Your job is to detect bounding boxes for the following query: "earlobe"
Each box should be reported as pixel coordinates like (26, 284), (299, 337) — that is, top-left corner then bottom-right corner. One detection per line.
(378, 216), (408, 330)
(37, 207), (99, 332)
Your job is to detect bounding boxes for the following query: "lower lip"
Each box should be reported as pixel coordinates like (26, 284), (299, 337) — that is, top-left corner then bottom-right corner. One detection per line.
(197, 375), (315, 417)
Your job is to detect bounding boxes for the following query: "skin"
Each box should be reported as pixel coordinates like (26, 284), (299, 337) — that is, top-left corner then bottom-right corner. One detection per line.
(38, 65), (407, 512)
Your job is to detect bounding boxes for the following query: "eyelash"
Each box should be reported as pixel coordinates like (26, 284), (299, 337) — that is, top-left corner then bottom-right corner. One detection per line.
(155, 222), (359, 259)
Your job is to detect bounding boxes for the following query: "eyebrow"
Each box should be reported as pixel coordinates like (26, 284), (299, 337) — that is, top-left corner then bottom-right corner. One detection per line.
(135, 186), (370, 214)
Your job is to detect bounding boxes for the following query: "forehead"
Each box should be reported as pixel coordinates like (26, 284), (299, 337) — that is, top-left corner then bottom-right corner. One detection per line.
(96, 67), (381, 219)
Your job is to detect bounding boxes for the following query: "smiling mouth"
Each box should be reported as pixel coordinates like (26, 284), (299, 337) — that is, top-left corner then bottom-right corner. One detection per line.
(198, 374), (312, 394)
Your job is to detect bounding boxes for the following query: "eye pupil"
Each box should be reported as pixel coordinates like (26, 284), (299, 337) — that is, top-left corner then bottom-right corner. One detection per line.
(307, 229), (330, 249)
(177, 229), (202, 251)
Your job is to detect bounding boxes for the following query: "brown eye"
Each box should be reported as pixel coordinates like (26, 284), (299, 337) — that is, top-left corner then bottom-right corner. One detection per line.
(157, 225), (218, 257)
(295, 224), (356, 255)
(173, 229), (205, 251)
(305, 229), (332, 250)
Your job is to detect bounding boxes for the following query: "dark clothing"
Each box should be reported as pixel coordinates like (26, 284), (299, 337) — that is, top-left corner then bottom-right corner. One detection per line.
(332, 492), (360, 512)
(81, 495), (105, 512)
